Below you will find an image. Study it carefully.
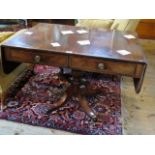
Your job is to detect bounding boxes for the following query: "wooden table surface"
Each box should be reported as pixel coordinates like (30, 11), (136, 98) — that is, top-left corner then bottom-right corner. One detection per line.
(2, 23), (146, 63)
(1, 23), (147, 94)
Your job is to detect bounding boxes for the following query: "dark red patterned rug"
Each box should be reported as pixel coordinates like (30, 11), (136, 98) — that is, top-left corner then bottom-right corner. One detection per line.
(0, 65), (122, 135)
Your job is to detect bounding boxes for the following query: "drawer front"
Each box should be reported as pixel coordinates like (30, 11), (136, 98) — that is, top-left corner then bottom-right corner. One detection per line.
(4, 47), (68, 67)
(70, 56), (136, 76)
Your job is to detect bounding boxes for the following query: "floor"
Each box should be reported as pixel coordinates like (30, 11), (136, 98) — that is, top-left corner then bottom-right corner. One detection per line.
(121, 39), (155, 134)
(0, 39), (155, 135)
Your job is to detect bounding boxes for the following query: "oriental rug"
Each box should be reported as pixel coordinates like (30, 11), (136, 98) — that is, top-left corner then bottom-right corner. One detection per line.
(0, 65), (122, 135)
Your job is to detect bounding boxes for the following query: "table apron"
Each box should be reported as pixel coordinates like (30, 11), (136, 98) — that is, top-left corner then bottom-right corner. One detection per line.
(4, 47), (68, 68)
(3, 47), (145, 79)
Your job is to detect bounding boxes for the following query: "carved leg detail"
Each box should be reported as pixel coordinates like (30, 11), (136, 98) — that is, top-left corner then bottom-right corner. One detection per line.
(50, 92), (67, 110)
(48, 93), (67, 113)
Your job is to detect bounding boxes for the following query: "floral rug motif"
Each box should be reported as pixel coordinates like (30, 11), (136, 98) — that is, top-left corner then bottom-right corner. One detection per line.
(0, 65), (122, 135)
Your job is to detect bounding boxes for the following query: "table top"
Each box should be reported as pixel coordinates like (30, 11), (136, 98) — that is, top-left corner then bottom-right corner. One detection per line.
(2, 23), (147, 64)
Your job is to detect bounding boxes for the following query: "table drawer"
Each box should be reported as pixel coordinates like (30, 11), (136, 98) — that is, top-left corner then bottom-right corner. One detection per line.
(4, 47), (68, 67)
(70, 56), (136, 76)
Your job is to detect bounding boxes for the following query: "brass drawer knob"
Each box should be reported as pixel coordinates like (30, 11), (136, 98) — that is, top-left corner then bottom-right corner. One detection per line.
(34, 55), (41, 63)
(98, 63), (105, 70)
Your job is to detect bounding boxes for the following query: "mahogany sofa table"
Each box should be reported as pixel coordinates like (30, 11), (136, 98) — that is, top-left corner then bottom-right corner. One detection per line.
(0, 23), (147, 121)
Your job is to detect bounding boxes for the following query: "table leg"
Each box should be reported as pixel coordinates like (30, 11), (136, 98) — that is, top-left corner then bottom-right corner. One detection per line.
(78, 93), (97, 121)
(63, 70), (97, 121)
(48, 92), (67, 111)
